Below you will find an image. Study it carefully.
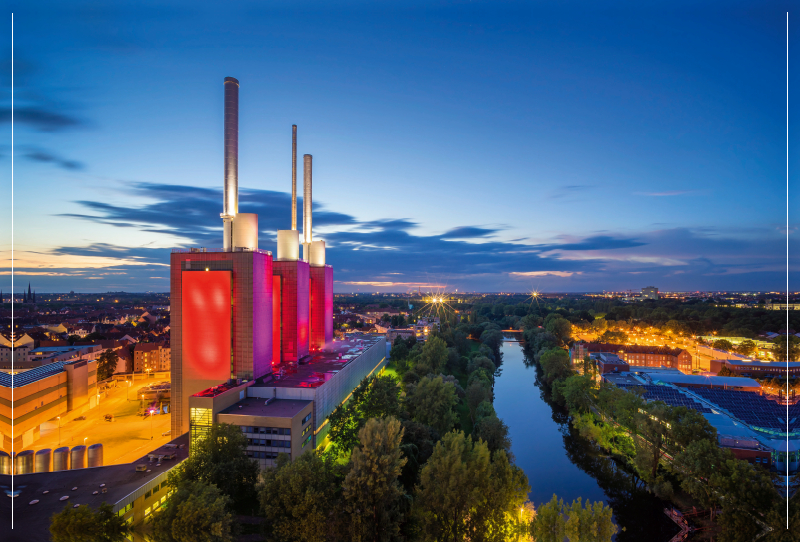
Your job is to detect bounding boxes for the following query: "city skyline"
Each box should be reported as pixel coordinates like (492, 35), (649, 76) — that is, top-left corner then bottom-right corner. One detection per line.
(2, 1), (797, 293)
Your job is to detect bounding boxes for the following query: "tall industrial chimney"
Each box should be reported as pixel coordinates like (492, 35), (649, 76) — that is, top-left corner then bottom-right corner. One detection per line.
(303, 154), (312, 260)
(291, 125), (297, 230)
(222, 76), (239, 251)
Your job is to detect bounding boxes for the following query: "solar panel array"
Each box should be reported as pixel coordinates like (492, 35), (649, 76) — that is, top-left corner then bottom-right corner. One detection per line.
(0, 361), (67, 388)
(692, 388), (800, 433)
(617, 383), (713, 413)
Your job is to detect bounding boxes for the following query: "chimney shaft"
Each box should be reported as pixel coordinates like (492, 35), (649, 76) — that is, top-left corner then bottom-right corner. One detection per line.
(222, 77), (239, 251)
(291, 125), (297, 230)
(303, 154), (312, 257)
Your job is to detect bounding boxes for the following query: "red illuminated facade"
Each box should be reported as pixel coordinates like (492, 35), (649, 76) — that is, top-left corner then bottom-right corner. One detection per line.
(273, 260), (310, 362)
(309, 265), (333, 351)
(170, 250), (273, 436)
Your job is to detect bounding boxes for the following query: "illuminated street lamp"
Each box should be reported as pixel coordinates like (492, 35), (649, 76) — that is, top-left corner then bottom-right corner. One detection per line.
(57, 416), (61, 446)
(83, 437), (88, 446)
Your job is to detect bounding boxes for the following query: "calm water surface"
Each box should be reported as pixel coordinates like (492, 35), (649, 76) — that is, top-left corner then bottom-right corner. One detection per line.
(493, 339), (679, 541)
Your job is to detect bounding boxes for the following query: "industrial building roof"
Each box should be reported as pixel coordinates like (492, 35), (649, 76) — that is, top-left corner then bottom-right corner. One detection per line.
(262, 337), (384, 389)
(219, 397), (311, 418)
(0, 361), (67, 388)
(0, 434), (189, 542)
(645, 371), (761, 389)
(724, 359), (800, 369)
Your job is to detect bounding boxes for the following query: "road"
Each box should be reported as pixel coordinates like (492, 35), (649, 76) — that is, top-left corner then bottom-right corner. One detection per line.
(35, 378), (173, 466)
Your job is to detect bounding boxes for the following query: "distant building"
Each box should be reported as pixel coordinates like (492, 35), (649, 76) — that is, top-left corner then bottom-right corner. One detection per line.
(641, 286), (659, 300)
(580, 341), (692, 372)
(134, 342), (171, 373)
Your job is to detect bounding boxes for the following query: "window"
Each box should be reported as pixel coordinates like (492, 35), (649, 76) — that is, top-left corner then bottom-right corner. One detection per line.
(145, 490), (152, 499)
(284, 428), (291, 436)
(145, 507), (152, 517)
(303, 435), (313, 448)
(190, 407), (213, 449)
(302, 413), (312, 425)
(161, 481), (168, 491)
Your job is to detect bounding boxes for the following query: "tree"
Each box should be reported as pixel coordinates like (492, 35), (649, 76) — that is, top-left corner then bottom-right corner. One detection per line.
(553, 374), (594, 415)
(718, 365), (736, 377)
(591, 318), (608, 335)
(672, 439), (726, 517)
(465, 379), (493, 423)
(532, 495), (566, 542)
(418, 336), (448, 375)
(735, 339), (757, 357)
(149, 481), (234, 542)
(539, 348), (572, 385)
(563, 497), (617, 542)
(631, 403), (670, 484)
(473, 414), (511, 454)
(50, 502), (131, 542)
(712, 339), (734, 352)
(773, 334), (800, 362)
(545, 317), (572, 345)
(479, 329), (505, 358)
(399, 420), (438, 494)
(328, 375), (401, 456)
(597, 330), (628, 344)
(406, 376), (457, 435)
(390, 340), (408, 361)
(97, 349), (119, 381)
(531, 494), (617, 542)
(343, 417), (408, 542)
(259, 451), (343, 542)
(414, 431), (529, 542)
(467, 355), (496, 375)
(171, 423), (259, 514)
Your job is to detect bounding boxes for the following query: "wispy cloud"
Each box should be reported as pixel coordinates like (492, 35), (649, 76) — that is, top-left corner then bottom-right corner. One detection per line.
(634, 190), (694, 197)
(509, 271), (579, 278)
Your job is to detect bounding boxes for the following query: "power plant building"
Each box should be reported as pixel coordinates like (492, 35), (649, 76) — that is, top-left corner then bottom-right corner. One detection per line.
(171, 76), (360, 457)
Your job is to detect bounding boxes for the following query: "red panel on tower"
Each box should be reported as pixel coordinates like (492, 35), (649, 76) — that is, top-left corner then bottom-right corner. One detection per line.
(182, 270), (231, 379)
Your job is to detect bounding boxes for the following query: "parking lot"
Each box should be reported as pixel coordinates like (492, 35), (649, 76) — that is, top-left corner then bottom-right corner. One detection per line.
(35, 377), (173, 465)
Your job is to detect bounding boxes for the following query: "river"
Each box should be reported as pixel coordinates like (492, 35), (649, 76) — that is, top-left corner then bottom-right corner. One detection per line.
(493, 338), (681, 541)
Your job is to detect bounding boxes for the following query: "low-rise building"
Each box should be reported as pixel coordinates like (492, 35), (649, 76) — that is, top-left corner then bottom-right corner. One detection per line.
(580, 342), (693, 372)
(187, 336), (386, 468)
(0, 358), (99, 452)
(134, 342), (171, 373)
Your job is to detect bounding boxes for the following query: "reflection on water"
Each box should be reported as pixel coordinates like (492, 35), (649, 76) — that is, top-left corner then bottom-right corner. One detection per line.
(493, 339), (679, 541)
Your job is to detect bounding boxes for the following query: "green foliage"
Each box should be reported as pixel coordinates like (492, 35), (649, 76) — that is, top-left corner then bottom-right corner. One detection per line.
(531, 495), (566, 542)
(258, 451), (343, 542)
(597, 330), (628, 344)
(170, 423), (259, 514)
(467, 355), (496, 375)
(398, 420), (438, 494)
(545, 317), (572, 345)
(531, 494), (617, 542)
(563, 497), (618, 542)
(343, 417), (408, 542)
(473, 414), (511, 454)
(149, 481), (234, 542)
(712, 339), (734, 352)
(718, 365), (735, 377)
(414, 431), (529, 542)
(97, 349), (118, 381)
(538, 348), (572, 384)
(50, 502), (131, 542)
(773, 334), (800, 362)
(735, 339), (757, 357)
(418, 336), (448, 374)
(406, 376), (458, 435)
(553, 374), (595, 415)
(328, 375), (401, 456)
(465, 379), (493, 423)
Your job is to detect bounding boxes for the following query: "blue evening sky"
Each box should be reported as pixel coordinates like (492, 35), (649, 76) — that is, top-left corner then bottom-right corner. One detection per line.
(1, 1), (797, 293)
